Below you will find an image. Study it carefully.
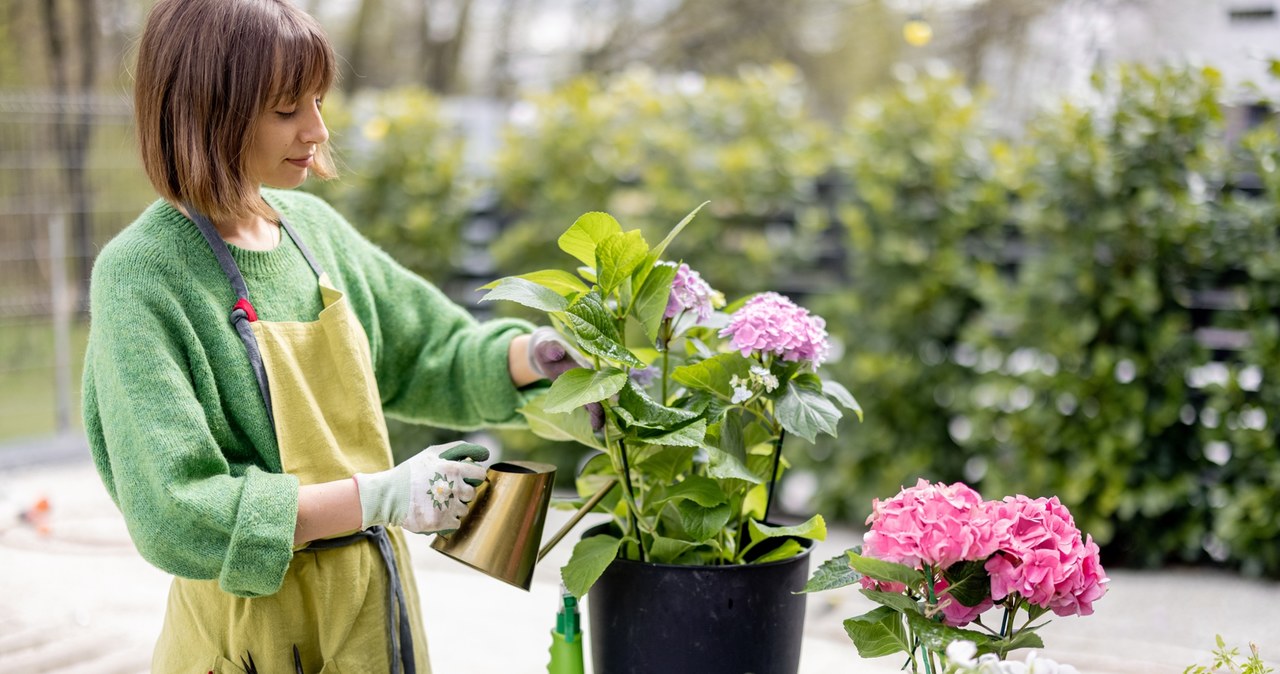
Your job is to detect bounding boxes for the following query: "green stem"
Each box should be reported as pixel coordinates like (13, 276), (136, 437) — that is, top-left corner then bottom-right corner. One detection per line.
(762, 429), (786, 524)
(920, 565), (938, 674)
(660, 320), (671, 404)
(616, 437), (646, 562)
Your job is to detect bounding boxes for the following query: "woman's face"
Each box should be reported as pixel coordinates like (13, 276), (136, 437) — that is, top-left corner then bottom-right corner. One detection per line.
(246, 92), (329, 189)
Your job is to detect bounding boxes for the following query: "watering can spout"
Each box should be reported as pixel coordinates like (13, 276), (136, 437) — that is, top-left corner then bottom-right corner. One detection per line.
(430, 460), (616, 590)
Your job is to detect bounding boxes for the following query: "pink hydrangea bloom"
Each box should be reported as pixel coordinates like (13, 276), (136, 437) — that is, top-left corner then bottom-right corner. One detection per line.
(718, 292), (830, 365)
(862, 479), (1002, 570)
(663, 262), (721, 323)
(984, 495), (1109, 617)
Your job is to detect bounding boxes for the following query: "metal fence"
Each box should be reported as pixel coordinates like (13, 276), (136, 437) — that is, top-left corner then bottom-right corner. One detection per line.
(0, 90), (154, 443)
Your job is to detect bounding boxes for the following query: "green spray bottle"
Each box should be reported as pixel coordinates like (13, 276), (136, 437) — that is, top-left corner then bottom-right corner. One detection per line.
(547, 584), (584, 674)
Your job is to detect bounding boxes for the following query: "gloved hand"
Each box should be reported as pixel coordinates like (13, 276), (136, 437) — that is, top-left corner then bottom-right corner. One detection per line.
(354, 441), (489, 535)
(528, 326), (605, 430)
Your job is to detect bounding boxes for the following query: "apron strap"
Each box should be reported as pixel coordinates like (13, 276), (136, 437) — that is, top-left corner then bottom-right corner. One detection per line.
(184, 204), (327, 436)
(305, 527), (416, 674)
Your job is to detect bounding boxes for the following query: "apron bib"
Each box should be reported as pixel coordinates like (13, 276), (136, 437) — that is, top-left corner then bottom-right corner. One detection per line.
(152, 209), (428, 674)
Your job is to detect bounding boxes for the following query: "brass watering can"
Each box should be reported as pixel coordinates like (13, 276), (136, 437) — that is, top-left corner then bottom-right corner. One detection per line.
(430, 461), (616, 590)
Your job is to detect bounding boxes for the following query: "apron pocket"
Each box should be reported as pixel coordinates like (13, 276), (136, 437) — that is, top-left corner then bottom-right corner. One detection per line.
(211, 655), (248, 674)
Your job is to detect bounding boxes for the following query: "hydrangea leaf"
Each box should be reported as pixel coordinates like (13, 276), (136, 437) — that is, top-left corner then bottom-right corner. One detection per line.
(775, 379), (841, 442)
(703, 445), (764, 485)
(632, 262), (677, 343)
(860, 589), (923, 615)
(847, 551), (920, 588)
(631, 417), (707, 447)
(656, 474), (727, 508)
(559, 211), (622, 268)
(633, 201), (708, 291)
(595, 230), (649, 295)
(801, 552), (863, 593)
(477, 269), (588, 297)
(987, 629), (1046, 658)
(648, 535), (698, 564)
(565, 291), (644, 367)
(676, 501), (732, 542)
(615, 379), (699, 429)
(478, 276), (569, 313)
(519, 394), (605, 450)
(747, 514), (827, 543)
(562, 533), (622, 598)
(843, 606), (912, 658)
(822, 379), (863, 421)
(905, 612), (1003, 654)
(543, 367), (628, 413)
(628, 445), (697, 484)
(940, 560), (991, 609)
(753, 539), (805, 564)
(671, 352), (753, 397)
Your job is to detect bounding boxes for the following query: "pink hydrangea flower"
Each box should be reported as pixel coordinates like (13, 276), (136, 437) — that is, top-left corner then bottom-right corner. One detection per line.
(984, 495), (1109, 617)
(718, 292), (830, 365)
(862, 479), (1002, 570)
(663, 262), (722, 323)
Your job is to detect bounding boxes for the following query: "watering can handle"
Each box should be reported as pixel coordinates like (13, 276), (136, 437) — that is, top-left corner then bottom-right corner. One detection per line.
(537, 479), (619, 563)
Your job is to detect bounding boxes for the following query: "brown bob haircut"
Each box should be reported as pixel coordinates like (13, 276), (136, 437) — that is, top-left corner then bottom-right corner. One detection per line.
(134, 0), (337, 224)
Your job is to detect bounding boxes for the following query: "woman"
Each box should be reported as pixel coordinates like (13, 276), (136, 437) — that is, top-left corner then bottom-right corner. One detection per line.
(82, 1), (580, 671)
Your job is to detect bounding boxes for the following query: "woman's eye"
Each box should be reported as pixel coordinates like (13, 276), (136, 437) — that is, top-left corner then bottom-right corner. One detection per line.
(276, 109), (297, 118)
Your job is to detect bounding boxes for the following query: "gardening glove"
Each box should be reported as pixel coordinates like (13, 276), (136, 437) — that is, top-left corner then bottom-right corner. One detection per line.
(528, 326), (605, 430)
(354, 440), (489, 535)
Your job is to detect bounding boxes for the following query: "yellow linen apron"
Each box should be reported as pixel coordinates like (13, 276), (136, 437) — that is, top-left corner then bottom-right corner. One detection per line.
(152, 208), (429, 673)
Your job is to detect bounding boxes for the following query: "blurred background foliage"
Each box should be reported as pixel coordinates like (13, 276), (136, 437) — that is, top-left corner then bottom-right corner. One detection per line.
(305, 62), (1280, 577)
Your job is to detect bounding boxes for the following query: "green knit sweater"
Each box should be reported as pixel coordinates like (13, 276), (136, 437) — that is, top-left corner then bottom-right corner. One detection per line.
(83, 189), (533, 598)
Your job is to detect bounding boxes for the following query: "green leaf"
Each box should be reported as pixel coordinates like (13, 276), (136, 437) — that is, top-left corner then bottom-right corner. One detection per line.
(559, 212), (622, 268)
(518, 395), (604, 450)
(596, 230), (649, 295)
(543, 367), (628, 413)
(676, 501), (732, 542)
(565, 291), (644, 367)
(704, 445), (763, 484)
(478, 269), (589, 297)
(847, 552), (920, 587)
(860, 589), (923, 615)
(718, 410), (747, 462)
(632, 262), (677, 344)
(562, 534), (622, 598)
(671, 353), (753, 397)
(987, 629), (1046, 659)
(905, 612), (1000, 654)
(659, 475), (728, 507)
(648, 535), (697, 563)
(478, 276), (569, 313)
(628, 445), (697, 484)
(821, 379), (863, 421)
(614, 380), (700, 429)
(775, 380), (841, 442)
(753, 539), (804, 564)
(748, 515), (827, 543)
(631, 417), (707, 447)
(941, 561), (991, 609)
(633, 201), (708, 291)
(801, 552), (862, 593)
(843, 606), (912, 658)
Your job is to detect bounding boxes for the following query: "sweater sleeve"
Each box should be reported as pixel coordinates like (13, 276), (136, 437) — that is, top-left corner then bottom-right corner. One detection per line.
(82, 245), (298, 598)
(307, 196), (537, 430)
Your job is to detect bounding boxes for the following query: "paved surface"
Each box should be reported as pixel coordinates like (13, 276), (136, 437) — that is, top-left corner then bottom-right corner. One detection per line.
(1, 456), (1278, 673)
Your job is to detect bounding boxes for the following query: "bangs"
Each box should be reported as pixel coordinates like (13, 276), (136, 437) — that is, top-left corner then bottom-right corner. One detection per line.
(264, 12), (336, 109)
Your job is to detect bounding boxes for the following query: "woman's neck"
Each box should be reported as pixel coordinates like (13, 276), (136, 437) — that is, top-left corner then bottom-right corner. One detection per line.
(219, 213), (281, 251)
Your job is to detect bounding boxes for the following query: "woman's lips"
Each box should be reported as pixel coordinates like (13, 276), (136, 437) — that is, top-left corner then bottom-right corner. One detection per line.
(287, 155), (314, 168)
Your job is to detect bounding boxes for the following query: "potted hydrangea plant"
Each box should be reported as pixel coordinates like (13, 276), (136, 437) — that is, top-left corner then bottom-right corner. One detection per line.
(802, 479), (1108, 673)
(480, 206), (860, 674)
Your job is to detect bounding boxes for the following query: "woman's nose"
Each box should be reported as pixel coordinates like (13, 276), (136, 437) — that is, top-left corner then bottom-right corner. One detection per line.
(302, 102), (329, 145)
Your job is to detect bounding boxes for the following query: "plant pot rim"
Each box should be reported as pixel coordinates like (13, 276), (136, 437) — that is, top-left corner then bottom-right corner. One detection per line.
(583, 521), (816, 571)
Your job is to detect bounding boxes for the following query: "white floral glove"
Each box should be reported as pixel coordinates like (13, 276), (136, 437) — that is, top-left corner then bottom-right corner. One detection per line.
(354, 441), (489, 535)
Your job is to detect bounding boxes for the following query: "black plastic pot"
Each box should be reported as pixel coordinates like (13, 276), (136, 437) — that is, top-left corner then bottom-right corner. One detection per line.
(585, 523), (813, 674)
